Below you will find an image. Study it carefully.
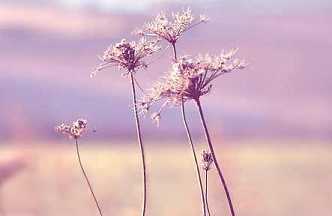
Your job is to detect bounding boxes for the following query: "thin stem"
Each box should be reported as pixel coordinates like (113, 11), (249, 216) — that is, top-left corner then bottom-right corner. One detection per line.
(129, 72), (147, 216)
(75, 139), (103, 216)
(195, 99), (236, 216)
(181, 101), (206, 216)
(171, 43), (177, 60)
(205, 170), (212, 216)
(172, 42), (206, 216)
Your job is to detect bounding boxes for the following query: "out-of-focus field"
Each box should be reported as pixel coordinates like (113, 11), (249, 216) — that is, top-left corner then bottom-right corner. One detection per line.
(0, 140), (331, 216)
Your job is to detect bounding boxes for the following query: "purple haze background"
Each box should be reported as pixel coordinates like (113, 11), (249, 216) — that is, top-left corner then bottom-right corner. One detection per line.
(0, 0), (331, 142)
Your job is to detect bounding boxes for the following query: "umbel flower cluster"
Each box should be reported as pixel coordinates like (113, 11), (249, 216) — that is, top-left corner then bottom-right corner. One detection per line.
(137, 8), (208, 44)
(91, 38), (160, 77)
(55, 119), (87, 139)
(140, 51), (246, 121)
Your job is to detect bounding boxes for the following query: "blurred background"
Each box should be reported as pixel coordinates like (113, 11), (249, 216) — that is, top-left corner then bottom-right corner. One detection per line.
(0, 0), (331, 215)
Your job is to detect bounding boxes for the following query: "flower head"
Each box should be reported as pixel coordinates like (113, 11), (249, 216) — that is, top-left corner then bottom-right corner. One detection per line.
(139, 50), (246, 122)
(202, 150), (213, 171)
(55, 118), (88, 139)
(137, 8), (208, 44)
(92, 38), (160, 77)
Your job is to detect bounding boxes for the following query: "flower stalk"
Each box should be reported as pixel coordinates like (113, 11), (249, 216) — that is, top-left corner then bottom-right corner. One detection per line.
(130, 71), (148, 216)
(55, 119), (104, 216)
(201, 150), (213, 216)
(172, 43), (177, 60)
(196, 99), (236, 216)
(75, 138), (104, 216)
(205, 169), (211, 216)
(93, 38), (160, 216)
(181, 99), (206, 216)
(173, 43), (206, 216)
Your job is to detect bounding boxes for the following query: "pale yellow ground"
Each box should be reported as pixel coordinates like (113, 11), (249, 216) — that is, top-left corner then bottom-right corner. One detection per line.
(0, 140), (331, 216)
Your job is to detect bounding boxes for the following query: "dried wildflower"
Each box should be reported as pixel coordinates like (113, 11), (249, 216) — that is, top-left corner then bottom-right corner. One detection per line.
(202, 150), (213, 171)
(56, 118), (103, 216)
(140, 51), (246, 120)
(91, 38), (160, 77)
(92, 36), (155, 216)
(137, 8), (208, 44)
(55, 118), (88, 139)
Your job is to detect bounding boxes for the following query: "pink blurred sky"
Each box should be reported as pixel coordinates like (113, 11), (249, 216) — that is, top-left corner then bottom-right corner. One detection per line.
(0, 0), (331, 141)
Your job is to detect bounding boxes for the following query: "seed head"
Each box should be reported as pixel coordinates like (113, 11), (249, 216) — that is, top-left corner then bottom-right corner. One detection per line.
(55, 118), (88, 139)
(92, 38), (160, 77)
(139, 50), (246, 122)
(137, 8), (208, 44)
(202, 150), (213, 171)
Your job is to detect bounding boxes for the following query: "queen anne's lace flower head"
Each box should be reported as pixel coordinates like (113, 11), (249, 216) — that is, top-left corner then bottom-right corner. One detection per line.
(137, 8), (208, 44)
(139, 49), (246, 123)
(55, 119), (88, 139)
(91, 38), (160, 77)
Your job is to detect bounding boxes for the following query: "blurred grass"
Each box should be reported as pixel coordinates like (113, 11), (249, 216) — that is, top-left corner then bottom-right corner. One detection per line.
(0, 140), (331, 216)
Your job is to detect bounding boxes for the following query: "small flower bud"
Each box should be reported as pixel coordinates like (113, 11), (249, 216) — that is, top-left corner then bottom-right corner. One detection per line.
(202, 150), (213, 171)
